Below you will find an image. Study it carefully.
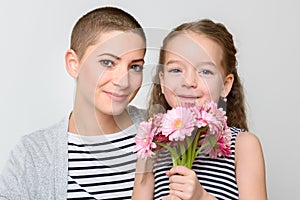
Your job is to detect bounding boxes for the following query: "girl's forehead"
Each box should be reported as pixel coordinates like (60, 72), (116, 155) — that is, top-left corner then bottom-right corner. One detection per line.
(165, 34), (214, 65)
(164, 33), (224, 71)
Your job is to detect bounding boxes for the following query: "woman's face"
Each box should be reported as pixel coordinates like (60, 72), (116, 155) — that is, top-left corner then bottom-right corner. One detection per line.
(160, 32), (233, 108)
(76, 31), (146, 116)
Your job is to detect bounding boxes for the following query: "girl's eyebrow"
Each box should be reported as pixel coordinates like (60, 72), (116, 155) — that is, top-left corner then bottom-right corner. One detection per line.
(166, 60), (216, 68)
(198, 61), (216, 67)
(199, 61), (216, 66)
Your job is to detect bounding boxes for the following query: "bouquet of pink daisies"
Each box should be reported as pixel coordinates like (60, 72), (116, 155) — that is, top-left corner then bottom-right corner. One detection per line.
(134, 101), (232, 169)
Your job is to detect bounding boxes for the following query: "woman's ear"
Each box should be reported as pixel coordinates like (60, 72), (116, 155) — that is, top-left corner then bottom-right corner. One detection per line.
(65, 49), (80, 78)
(159, 71), (165, 94)
(223, 73), (234, 97)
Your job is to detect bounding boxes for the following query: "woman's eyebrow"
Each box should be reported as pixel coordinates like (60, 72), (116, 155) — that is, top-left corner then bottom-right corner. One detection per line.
(97, 53), (120, 60)
(97, 54), (144, 64)
(131, 58), (145, 63)
(166, 60), (184, 66)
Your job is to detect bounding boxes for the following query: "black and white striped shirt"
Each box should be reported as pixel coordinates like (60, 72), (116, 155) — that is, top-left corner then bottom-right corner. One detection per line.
(67, 106), (146, 200)
(153, 127), (241, 200)
(67, 125), (137, 200)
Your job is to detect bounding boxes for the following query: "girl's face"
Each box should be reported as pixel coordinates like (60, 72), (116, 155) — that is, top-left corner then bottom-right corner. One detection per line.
(160, 32), (233, 108)
(74, 31), (145, 116)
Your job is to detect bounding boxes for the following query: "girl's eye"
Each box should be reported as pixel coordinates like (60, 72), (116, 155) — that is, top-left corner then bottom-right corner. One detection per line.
(199, 69), (213, 76)
(99, 59), (114, 67)
(131, 65), (144, 72)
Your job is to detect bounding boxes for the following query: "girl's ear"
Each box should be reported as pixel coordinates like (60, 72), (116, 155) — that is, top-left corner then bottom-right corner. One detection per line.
(223, 73), (234, 97)
(65, 49), (80, 78)
(159, 71), (165, 94)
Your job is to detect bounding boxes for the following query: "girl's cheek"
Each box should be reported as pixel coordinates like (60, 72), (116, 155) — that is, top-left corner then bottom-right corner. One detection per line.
(205, 79), (224, 101)
(164, 75), (183, 87)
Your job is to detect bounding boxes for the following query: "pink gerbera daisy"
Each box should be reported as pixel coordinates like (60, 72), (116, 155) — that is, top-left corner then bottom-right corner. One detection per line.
(202, 130), (232, 158)
(134, 121), (157, 159)
(161, 106), (196, 141)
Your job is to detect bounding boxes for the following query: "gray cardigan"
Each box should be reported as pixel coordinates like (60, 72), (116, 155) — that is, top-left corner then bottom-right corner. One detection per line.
(0, 106), (146, 200)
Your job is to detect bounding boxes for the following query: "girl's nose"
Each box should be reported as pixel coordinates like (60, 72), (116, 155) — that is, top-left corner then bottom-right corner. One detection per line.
(182, 69), (197, 88)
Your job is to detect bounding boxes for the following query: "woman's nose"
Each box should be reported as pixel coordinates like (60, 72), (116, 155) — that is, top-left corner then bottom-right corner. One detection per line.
(112, 65), (129, 88)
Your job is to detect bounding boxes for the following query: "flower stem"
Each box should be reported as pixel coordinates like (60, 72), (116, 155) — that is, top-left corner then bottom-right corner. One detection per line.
(179, 142), (186, 166)
(156, 126), (208, 168)
(195, 143), (208, 158)
(156, 142), (179, 166)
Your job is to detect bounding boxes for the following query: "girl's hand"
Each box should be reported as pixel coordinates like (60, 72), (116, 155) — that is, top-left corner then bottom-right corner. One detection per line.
(162, 194), (181, 200)
(165, 165), (206, 200)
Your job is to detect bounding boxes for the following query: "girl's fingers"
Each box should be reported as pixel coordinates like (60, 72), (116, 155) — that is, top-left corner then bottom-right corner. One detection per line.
(168, 166), (195, 176)
(162, 194), (181, 200)
(169, 182), (185, 192)
(169, 174), (187, 184)
(167, 166), (197, 185)
(166, 170), (171, 177)
(169, 189), (189, 200)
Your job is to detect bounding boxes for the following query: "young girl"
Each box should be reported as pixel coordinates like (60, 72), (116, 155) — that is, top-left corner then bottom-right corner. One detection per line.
(0, 7), (146, 199)
(133, 19), (267, 200)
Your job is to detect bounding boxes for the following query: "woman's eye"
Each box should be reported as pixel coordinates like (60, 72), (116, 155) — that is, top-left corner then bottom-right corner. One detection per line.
(168, 68), (182, 73)
(99, 59), (114, 67)
(131, 65), (144, 72)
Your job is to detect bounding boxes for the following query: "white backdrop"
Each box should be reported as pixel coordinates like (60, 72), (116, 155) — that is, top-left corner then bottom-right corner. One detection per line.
(0, 0), (299, 199)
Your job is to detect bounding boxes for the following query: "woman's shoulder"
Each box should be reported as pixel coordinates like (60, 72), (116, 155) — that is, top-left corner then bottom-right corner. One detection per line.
(15, 116), (68, 156)
(127, 105), (147, 122)
(25, 116), (68, 141)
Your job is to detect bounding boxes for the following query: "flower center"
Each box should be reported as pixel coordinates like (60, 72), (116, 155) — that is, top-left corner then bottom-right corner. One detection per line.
(173, 119), (182, 129)
(143, 138), (147, 144)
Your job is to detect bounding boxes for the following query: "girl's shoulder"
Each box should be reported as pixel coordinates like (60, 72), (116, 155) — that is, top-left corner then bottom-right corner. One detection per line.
(229, 127), (262, 153)
(235, 131), (262, 150)
(233, 128), (264, 165)
(229, 127), (261, 146)
(229, 126), (244, 143)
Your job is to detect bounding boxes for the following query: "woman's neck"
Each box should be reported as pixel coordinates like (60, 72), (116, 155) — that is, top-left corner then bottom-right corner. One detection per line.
(68, 103), (132, 136)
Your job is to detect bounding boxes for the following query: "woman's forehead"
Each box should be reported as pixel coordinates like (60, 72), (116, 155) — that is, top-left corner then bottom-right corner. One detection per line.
(86, 31), (146, 58)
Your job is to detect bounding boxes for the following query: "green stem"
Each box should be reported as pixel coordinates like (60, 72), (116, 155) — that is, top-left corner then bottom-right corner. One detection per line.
(194, 142), (209, 158)
(186, 137), (193, 169)
(155, 126), (209, 168)
(192, 126), (209, 163)
(191, 128), (201, 160)
(179, 142), (186, 166)
(156, 142), (179, 166)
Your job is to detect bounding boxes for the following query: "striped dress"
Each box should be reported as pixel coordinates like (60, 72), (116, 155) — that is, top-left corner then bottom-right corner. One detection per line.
(67, 106), (145, 200)
(153, 127), (242, 200)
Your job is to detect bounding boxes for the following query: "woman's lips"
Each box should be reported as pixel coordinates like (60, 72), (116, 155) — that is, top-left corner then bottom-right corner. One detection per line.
(104, 91), (128, 102)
